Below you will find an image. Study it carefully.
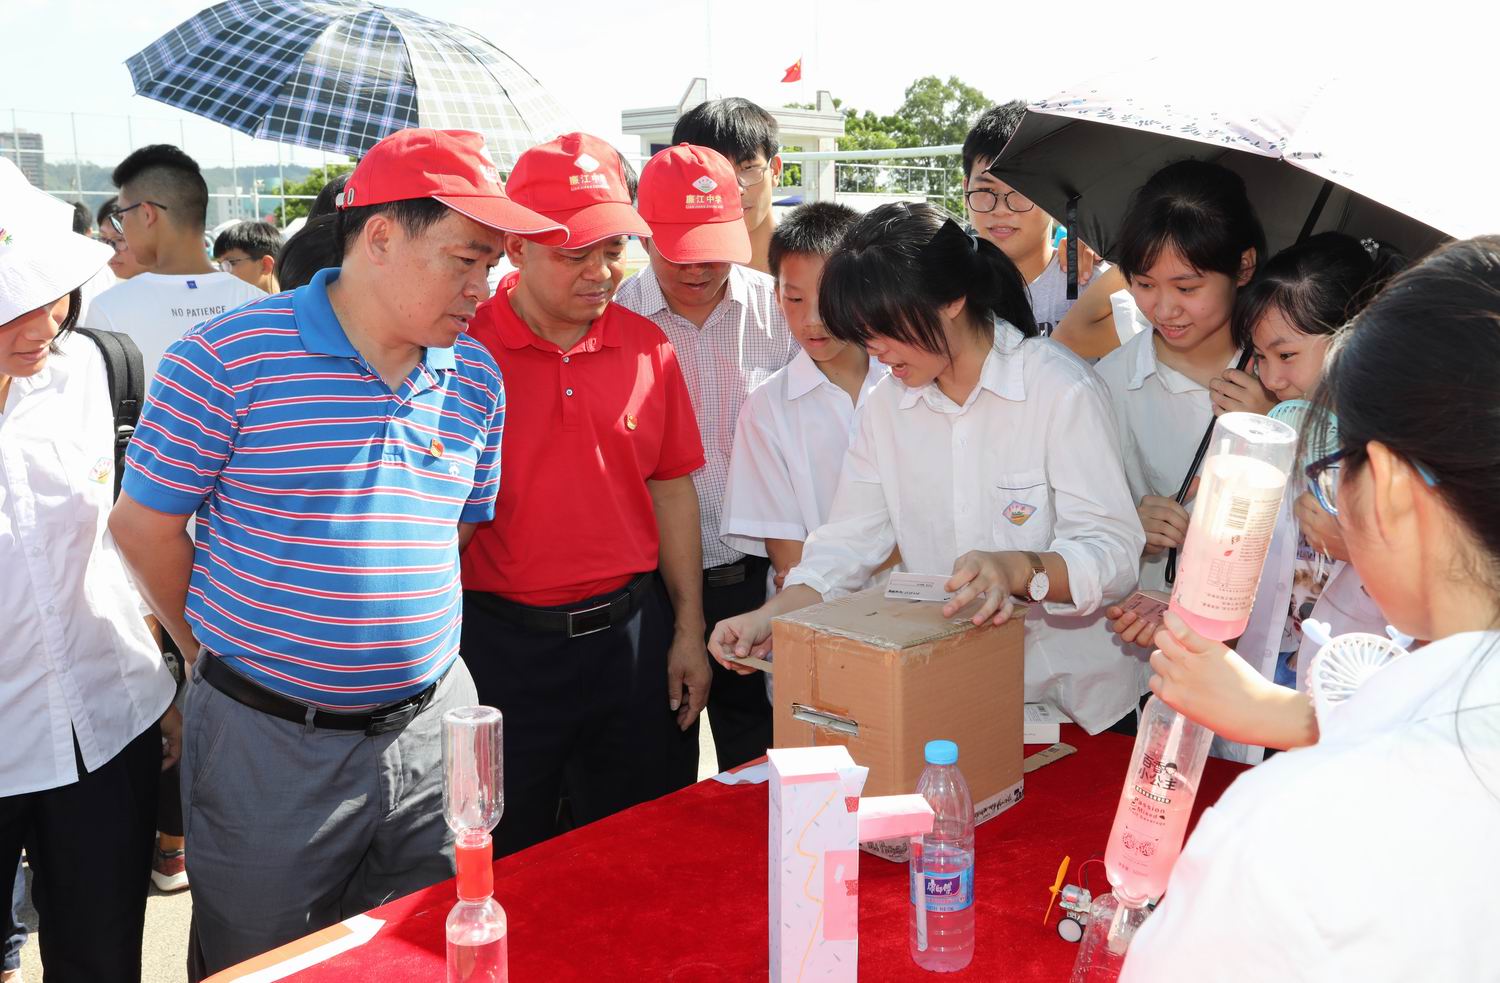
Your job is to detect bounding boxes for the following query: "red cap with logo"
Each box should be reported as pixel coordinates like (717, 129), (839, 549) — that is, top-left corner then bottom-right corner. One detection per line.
(504, 133), (650, 248)
(635, 144), (750, 265)
(337, 128), (568, 246)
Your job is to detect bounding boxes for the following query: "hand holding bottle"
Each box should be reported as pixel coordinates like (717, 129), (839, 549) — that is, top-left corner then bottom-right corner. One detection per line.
(1149, 611), (1317, 750)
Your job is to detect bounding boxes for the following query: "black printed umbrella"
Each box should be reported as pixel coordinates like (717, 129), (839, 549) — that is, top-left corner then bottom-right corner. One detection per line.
(991, 58), (1495, 267)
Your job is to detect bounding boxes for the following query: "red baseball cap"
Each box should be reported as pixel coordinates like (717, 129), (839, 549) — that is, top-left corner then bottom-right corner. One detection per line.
(636, 144), (750, 265)
(337, 128), (567, 245)
(504, 133), (651, 248)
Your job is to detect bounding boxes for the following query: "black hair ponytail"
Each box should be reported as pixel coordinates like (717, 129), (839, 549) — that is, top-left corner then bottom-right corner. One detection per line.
(820, 202), (1037, 358)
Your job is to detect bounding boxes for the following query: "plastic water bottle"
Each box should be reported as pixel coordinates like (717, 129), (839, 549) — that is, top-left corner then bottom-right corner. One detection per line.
(909, 739), (975, 972)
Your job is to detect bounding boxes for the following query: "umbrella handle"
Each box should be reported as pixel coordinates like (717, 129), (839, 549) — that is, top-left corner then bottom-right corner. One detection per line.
(1065, 194), (1081, 301)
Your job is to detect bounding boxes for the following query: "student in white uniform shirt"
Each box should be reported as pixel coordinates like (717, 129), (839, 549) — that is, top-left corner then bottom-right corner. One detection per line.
(720, 202), (885, 594)
(83, 145), (265, 379)
(709, 202), (1147, 734)
(1092, 161), (1276, 600)
(0, 162), (179, 983)
(1113, 235), (1406, 698)
(1122, 238), (1500, 982)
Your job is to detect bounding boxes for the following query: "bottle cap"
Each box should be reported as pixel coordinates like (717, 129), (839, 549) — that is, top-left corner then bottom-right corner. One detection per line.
(924, 740), (958, 765)
(455, 829), (494, 902)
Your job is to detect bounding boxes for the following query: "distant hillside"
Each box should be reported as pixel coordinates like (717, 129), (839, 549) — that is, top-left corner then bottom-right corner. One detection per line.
(40, 161), (314, 200)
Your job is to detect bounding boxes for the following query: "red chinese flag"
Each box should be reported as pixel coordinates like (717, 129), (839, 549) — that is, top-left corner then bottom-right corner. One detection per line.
(781, 58), (802, 83)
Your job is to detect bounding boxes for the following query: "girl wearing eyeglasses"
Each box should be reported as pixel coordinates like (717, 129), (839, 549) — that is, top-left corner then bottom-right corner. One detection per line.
(1120, 237), (1500, 982)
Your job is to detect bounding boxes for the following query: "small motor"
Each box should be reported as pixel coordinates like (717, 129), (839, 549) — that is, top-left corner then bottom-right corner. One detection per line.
(1056, 884), (1092, 943)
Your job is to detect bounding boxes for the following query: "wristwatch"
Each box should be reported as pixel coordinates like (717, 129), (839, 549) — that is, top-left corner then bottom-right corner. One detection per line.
(1020, 551), (1049, 602)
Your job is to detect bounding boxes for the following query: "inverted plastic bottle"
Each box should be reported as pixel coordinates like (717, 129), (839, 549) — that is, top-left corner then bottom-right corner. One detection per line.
(443, 706), (506, 983)
(1169, 412), (1298, 640)
(909, 739), (975, 972)
(1069, 697), (1213, 982)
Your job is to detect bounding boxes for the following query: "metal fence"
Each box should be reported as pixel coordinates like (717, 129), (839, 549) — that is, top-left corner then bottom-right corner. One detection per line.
(8, 105), (967, 226)
(4, 106), (340, 226)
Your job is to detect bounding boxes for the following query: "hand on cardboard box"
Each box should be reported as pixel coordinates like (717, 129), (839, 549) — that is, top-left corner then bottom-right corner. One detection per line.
(943, 550), (1024, 626)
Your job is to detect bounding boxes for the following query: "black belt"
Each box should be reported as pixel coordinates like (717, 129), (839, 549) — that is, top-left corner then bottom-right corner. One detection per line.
(704, 557), (765, 589)
(468, 573), (652, 638)
(200, 654), (441, 736)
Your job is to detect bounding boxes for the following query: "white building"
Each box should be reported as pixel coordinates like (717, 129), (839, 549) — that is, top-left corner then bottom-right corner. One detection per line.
(621, 78), (846, 203)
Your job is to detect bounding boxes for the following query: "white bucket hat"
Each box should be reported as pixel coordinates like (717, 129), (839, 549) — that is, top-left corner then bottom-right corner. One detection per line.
(0, 157), (112, 325)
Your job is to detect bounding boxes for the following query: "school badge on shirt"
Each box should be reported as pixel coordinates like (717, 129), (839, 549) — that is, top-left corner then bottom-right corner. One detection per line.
(1004, 500), (1037, 526)
(88, 456), (112, 484)
(625, 414), (638, 431)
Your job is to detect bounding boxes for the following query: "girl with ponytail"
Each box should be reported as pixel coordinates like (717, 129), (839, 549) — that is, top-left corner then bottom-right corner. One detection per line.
(708, 202), (1149, 734)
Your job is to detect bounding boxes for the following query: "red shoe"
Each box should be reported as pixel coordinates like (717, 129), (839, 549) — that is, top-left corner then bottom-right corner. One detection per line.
(151, 848), (188, 893)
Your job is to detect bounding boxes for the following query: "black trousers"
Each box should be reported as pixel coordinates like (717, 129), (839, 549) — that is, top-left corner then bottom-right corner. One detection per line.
(696, 556), (774, 772)
(0, 723), (160, 983)
(460, 576), (690, 857)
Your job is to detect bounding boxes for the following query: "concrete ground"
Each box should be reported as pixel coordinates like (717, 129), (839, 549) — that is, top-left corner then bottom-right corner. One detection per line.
(15, 716), (720, 982)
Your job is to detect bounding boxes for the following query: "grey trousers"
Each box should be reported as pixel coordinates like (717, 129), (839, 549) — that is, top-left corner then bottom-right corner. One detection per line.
(181, 657), (478, 980)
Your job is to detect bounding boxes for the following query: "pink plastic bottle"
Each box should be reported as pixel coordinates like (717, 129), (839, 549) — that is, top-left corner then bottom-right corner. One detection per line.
(1070, 697), (1213, 983)
(1169, 412), (1298, 640)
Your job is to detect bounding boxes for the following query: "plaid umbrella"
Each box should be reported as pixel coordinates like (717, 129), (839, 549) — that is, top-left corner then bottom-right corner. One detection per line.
(127, 0), (574, 166)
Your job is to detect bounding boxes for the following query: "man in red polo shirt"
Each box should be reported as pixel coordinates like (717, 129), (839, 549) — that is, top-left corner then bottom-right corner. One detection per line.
(461, 133), (707, 854)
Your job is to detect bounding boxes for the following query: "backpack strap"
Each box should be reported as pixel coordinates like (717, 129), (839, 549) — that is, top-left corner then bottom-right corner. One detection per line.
(73, 327), (145, 500)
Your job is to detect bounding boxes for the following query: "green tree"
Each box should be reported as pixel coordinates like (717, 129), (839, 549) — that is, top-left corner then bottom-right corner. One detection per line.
(272, 162), (355, 224)
(790, 77), (990, 215)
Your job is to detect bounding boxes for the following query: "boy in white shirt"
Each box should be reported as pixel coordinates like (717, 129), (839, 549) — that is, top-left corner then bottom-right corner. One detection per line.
(84, 145), (265, 380)
(721, 203), (886, 594)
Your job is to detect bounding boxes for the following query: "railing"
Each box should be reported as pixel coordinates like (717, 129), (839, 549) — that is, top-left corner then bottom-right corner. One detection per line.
(780, 144), (965, 220)
(10, 101), (969, 227)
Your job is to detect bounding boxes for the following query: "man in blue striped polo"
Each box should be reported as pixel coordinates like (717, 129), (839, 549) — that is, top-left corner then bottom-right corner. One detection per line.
(109, 128), (567, 980)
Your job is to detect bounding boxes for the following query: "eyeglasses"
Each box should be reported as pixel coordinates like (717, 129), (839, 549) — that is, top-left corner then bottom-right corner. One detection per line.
(736, 162), (773, 189)
(1304, 447), (1439, 517)
(97, 234), (129, 254)
(108, 200), (168, 235)
(217, 257), (254, 273)
(964, 188), (1035, 214)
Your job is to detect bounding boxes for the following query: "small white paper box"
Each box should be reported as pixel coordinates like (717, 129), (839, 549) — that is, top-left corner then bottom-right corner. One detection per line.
(768, 746), (933, 982)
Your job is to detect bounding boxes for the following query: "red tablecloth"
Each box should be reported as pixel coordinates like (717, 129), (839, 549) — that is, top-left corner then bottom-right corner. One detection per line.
(263, 727), (1246, 981)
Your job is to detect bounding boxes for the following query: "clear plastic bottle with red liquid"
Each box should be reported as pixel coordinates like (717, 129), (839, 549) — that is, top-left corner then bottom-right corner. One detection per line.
(443, 706), (506, 983)
(1169, 412), (1298, 640)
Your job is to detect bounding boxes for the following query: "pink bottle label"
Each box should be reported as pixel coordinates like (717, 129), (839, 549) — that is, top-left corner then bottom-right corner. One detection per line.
(1172, 455), (1286, 620)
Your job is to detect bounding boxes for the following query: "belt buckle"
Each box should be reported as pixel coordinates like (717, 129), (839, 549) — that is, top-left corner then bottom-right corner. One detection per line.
(365, 700), (419, 736)
(566, 601), (612, 638)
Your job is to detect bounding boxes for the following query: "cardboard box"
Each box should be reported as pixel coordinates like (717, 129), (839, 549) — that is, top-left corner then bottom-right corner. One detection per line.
(767, 746), (934, 983)
(771, 587), (1026, 862)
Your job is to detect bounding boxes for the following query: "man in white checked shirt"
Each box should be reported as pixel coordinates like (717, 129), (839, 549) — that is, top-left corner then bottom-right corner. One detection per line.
(615, 143), (796, 771)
